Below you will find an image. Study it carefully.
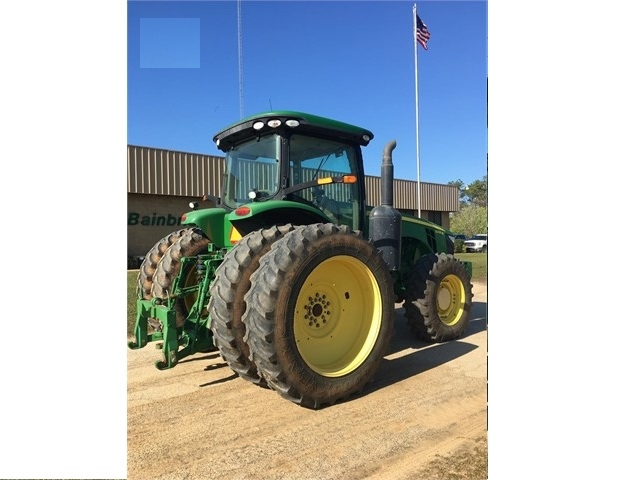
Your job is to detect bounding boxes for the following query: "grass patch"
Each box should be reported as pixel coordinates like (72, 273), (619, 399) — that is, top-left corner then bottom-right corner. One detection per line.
(455, 252), (487, 283)
(127, 270), (138, 336)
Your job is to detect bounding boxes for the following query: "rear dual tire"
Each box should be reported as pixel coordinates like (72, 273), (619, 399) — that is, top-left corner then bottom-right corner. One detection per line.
(243, 223), (395, 409)
(137, 228), (189, 299)
(208, 224), (295, 386)
(151, 228), (211, 327)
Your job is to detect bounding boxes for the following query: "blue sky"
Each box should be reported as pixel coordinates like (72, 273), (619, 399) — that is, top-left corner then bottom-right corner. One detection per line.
(128, 0), (488, 186)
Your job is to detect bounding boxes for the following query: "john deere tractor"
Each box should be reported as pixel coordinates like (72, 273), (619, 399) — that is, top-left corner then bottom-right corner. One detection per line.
(129, 111), (473, 408)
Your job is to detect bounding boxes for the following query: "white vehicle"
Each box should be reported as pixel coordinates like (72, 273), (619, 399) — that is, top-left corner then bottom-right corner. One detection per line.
(464, 234), (487, 253)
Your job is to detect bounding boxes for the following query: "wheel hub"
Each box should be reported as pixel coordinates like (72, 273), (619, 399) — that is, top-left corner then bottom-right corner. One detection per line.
(304, 292), (332, 328)
(436, 275), (466, 326)
(437, 285), (452, 311)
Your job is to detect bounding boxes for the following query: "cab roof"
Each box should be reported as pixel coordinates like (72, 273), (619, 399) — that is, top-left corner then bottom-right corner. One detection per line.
(213, 110), (374, 152)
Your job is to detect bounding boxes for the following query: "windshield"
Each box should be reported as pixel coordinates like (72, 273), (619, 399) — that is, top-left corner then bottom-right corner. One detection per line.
(222, 135), (280, 209)
(288, 134), (361, 228)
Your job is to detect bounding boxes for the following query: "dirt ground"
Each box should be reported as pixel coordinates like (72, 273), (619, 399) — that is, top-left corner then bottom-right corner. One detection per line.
(127, 282), (487, 480)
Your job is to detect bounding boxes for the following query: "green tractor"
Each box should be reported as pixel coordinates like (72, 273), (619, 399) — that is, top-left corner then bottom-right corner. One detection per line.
(129, 111), (473, 408)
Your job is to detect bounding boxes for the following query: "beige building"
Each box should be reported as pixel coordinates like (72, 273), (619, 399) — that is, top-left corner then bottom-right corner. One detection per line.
(127, 145), (461, 267)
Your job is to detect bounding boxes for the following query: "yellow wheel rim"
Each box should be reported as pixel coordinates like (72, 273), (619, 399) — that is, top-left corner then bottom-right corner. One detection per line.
(182, 264), (199, 312)
(436, 274), (466, 326)
(180, 259), (208, 318)
(293, 255), (383, 377)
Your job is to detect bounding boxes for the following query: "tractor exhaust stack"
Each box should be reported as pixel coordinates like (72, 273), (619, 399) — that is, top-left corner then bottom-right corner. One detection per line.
(369, 140), (402, 271)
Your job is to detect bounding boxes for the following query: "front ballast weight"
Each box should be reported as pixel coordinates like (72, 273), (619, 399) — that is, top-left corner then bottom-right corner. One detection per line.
(128, 247), (224, 370)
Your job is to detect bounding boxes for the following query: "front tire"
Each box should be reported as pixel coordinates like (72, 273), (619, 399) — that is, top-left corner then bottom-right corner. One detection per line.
(243, 223), (395, 408)
(404, 253), (473, 342)
(208, 224), (295, 386)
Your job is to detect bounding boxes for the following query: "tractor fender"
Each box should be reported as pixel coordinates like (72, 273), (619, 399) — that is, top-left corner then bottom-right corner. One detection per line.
(180, 207), (230, 248)
(227, 200), (331, 236)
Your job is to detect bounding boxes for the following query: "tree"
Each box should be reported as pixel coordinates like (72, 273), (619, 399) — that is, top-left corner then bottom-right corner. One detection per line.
(448, 176), (487, 208)
(448, 175), (488, 237)
(466, 175), (487, 207)
(449, 205), (487, 238)
(447, 179), (468, 205)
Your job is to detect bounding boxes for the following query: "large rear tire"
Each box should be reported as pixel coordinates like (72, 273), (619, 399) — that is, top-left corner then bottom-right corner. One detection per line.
(243, 223), (395, 408)
(404, 253), (473, 342)
(137, 229), (189, 299)
(208, 224), (295, 386)
(152, 227), (211, 327)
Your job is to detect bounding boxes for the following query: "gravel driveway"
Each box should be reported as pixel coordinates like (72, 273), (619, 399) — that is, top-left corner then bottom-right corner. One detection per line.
(127, 282), (487, 480)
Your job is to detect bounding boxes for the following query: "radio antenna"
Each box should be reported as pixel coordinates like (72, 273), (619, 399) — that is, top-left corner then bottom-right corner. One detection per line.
(237, 0), (244, 119)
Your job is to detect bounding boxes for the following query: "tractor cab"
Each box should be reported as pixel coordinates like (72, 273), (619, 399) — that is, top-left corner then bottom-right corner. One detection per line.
(213, 111), (374, 231)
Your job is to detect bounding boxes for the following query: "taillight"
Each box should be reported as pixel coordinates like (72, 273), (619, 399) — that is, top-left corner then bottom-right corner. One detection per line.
(235, 206), (251, 216)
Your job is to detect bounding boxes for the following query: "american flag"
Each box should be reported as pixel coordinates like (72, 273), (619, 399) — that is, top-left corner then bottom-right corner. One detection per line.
(416, 14), (431, 50)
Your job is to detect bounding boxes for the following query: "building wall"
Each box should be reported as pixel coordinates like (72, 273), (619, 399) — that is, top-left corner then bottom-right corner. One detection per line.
(127, 193), (216, 259)
(128, 145), (224, 197)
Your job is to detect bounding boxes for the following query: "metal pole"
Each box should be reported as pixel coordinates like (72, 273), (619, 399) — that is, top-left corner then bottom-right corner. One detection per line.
(413, 4), (421, 218)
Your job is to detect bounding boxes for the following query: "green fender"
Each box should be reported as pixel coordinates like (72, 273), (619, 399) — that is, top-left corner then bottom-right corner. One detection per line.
(226, 200), (331, 236)
(180, 201), (331, 248)
(180, 207), (233, 248)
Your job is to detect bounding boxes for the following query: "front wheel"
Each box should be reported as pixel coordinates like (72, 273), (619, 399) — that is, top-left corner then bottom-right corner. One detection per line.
(243, 223), (395, 408)
(404, 253), (473, 342)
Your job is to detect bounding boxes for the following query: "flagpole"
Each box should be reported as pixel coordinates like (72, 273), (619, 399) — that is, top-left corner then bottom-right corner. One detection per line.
(413, 4), (421, 218)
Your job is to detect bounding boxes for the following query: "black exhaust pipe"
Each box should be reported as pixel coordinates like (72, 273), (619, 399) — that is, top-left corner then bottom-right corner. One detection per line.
(369, 140), (402, 271)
